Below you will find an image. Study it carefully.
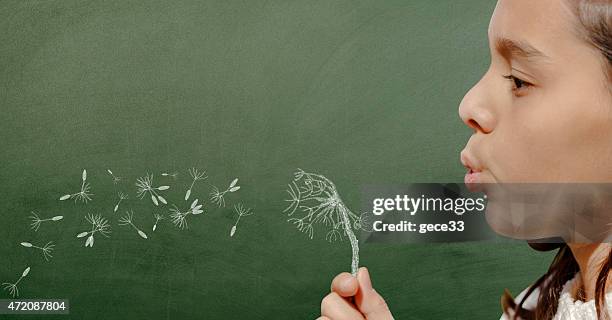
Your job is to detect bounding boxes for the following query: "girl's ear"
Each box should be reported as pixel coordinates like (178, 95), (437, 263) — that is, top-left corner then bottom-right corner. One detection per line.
(527, 238), (564, 251)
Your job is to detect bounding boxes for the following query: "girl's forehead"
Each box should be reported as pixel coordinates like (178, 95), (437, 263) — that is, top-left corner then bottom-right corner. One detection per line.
(488, 0), (593, 65)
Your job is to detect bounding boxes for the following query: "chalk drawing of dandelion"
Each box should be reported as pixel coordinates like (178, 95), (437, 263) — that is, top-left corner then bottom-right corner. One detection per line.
(2, 267), (30, 298)
(168, 199), (204, 230)
(59, 169), (93, 203)
(20, 241), (54, 261)
(229, 203), (254, 238)
(135, 173), (169, 206)
(113, 192), (128, 213)
(210, 178), (240, 207)
(168, 206), (189, 230)
(184, 168), (207, 201)
(107, 169), (123, 184)
(76, 213), (111, 247)
(29, 211), (63, 232)
(118, 210), (148, 239)
(152, 213), (164, 232)
(284, 168), (361, 275)
(161, 172), (179, 179)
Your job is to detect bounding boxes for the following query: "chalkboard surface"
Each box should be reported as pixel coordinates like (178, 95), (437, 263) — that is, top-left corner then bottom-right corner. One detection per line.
(0, 1), (554, 319)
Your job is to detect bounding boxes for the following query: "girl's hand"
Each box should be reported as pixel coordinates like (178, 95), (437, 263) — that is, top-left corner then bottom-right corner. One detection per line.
(318, 267), (394, 320)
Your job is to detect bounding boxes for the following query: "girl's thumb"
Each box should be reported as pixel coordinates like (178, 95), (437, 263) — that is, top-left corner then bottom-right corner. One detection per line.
(355, 267), (394, 320)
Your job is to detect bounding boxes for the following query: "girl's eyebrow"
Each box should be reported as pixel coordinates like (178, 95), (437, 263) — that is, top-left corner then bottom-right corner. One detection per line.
(494, 37), (551, 62)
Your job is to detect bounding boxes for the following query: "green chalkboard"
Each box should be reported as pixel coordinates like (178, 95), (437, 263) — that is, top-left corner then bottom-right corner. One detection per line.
(0, 0), (555, 319)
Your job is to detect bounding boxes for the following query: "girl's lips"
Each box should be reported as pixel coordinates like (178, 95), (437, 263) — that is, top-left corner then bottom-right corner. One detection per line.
(464, 169), (482, 192)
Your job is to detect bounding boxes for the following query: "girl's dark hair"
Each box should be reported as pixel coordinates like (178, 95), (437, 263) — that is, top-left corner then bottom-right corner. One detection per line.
(501, 1), (611, 319)
(569, 0), (612, 81)
(501, 242), (612, 320)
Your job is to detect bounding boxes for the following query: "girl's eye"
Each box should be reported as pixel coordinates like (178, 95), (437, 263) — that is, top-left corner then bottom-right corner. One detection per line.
(502, 74), (532, 95)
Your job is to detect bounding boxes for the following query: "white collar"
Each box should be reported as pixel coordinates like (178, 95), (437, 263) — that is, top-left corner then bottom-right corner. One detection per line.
(553, 273), (612, 320)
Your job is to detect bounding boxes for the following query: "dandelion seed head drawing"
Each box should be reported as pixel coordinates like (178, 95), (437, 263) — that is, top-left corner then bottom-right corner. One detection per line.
(135, 173), (169, 206)
(168, 198), (206, 230)
(77, 213), (111, 248)
(210, 178), (240, 208)
(118, 211), (134, 226)
(135, 174), (154, 199)
(59, 169), (93, 203)
(86, 214), (111, 237)
(230, 202), (254, 238)
(284, 169), (361, 275)
(210, 186), (225, 207)
(2, 267), (30, 298)
(73, 182), (93, 203)
(152, 213), (164, 232)
(169, 205), (190, 230)
(161, 172), (179, 179)
(114, 192), (128, 212)
(189, 168), (207, 181)
(29, 212), (42, 231)
(2, 282), (19, 298)
(119, 210), (148, 239)
(107, 169), (123, 184)
(185, 168), (207, 201)
(29, 211), (63, 232)
(20, 241), (55, 261)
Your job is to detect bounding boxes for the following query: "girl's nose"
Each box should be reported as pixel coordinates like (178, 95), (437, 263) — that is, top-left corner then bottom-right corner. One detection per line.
(458, 80), (497, 134)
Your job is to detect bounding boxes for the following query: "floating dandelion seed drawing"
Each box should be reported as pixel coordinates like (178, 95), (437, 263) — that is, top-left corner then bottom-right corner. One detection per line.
(29, 211), (63, 232)
(284, 168), (362, 276)
(2, 267), (30, 298)
(135, 173), (169, 206)
(113, 192), (128, 213)
(76, 213), (111, 248)
(184, 168), (207, 201)
(169, 199), (204, 230)
(152, 213), (164, 232)
(210, 178), (240, 207)
(20, 241), (55, 261)
(106, 169), (123, 184)
(161, 172), (179, 179)
(119, 210), (148, 239)
(59, 169), (93, 203)
(229, 203), (254, 237)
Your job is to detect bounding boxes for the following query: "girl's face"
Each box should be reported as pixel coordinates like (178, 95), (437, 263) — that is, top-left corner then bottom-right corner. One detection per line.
(459, 0), (612, 183)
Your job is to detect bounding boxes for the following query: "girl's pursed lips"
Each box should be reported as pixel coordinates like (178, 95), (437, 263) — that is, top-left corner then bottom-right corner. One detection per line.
(460, 150), (483, 173)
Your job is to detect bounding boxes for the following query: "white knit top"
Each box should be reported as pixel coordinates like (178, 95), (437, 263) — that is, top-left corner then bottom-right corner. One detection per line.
(500, 273), (612, 320)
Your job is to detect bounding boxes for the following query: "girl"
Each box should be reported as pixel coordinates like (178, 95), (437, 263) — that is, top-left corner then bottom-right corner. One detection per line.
(317, 0), (612, 319)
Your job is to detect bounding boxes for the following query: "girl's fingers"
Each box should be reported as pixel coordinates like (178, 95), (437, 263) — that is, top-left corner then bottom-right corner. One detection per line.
(321, 292), (366, 320)
(355, 267), (394, 320)
(315, 317), (331, 320)
(331, 272), (359, 297)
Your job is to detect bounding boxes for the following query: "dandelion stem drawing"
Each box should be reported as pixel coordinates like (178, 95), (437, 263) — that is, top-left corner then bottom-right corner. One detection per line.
(119, 210), (148, 239)
(107, 169), (122, 184)
(184, 168), (207, 201)
(76, 213), (111, 247)
(2, 267), (30, 298)
(113, 192), (128, 212)
(20, 241), (55, 261)
(29, 211), (63, 232)
(59, 169), (93, 203)
(152, 213), (164, 232)
(135, 173), (169, 206)
(230, 203), (254, 237)
(284, 168), (362, 276)
(210, 178), (240, 207)
(169, 199), (204, 230)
